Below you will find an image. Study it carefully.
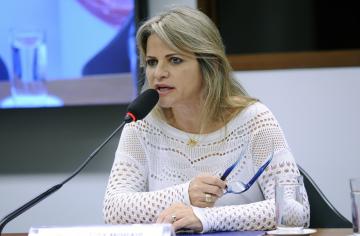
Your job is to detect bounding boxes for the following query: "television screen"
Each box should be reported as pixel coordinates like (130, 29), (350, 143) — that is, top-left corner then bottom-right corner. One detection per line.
(0, 0), (146, 108)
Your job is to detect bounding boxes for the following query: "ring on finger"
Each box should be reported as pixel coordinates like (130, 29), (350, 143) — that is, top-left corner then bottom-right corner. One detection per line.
(171, 214), (177, 223)
(205, 193), (213, 203)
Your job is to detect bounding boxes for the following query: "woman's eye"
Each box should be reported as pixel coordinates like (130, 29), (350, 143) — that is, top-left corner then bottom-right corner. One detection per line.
(146, 59), (157, 67)
(170, 57), (183, 64)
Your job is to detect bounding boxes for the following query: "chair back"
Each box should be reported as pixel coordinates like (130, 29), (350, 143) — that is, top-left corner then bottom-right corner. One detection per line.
(298, 165), (352, 228)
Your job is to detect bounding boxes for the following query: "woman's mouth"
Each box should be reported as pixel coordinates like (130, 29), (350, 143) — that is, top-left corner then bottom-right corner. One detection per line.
(155, 85), (175, 95)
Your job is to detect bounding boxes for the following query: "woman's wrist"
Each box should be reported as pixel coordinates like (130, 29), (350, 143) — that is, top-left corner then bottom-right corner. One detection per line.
(191, 206), (209, 233)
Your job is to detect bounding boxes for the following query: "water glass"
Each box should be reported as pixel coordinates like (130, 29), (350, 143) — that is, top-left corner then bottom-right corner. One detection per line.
(275, 175), (307, 232)
(10, 29), (47, 101)
(350, 178), (360, 236)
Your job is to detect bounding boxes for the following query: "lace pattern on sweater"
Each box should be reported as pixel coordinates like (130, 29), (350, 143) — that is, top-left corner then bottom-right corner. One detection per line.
(103, 102), (310, 231)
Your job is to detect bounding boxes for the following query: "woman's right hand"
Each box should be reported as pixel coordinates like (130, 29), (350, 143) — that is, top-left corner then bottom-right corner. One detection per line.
(188, 174), (226, 208)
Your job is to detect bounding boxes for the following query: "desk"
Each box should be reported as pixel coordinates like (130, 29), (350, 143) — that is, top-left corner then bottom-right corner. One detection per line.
(309, 228), (352, 236)
(0, 73), (134, 106)
(1, 228), (353, 236)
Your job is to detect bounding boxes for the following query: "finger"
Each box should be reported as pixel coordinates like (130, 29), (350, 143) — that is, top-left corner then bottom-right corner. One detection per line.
(190, 181), (223, 197)
(158, 212), (175, 224)
(168, 214), (177, 224)
(196, 200), (215, 208)
(156, 208), (172, 223)
(157, 203), (185, 223)
(173, 217), (189, 232)
(199, 202), (212, 208)
(189, 178), (223, 207)
(203, 193), (219, 204)
(192, 191), (217, 206)
(172, 213), (203, 232)
(201, 175), (227, 189)
(203, 185), (224, 197)
(156, 212), (165, 223)
(190, 196), (212, 208)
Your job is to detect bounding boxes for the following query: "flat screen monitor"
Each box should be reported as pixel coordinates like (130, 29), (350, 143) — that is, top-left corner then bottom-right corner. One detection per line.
(0, 0), (147, 109)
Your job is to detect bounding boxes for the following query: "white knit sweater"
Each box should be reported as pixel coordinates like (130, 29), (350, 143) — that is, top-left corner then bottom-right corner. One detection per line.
(103, 102), (310, 232)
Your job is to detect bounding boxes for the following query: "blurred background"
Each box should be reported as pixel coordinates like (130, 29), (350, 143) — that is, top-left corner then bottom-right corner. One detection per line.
(0, 0), (137, 108)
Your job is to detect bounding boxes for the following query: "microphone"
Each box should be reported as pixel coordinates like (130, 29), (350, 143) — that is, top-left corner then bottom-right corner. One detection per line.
(0, 89), (159, 235)
(124, 89), (159, 123)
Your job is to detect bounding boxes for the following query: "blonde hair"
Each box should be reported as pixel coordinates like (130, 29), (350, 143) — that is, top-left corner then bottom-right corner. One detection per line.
(137, 6), (256, 129)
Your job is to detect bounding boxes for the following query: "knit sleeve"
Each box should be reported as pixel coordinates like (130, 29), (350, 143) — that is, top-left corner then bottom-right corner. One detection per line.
(194, 106), (310, 232)
(103, 122), (190, 224)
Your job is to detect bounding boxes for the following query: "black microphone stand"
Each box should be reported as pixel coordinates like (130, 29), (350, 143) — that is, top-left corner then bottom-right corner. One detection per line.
(0, 117), (131, 235)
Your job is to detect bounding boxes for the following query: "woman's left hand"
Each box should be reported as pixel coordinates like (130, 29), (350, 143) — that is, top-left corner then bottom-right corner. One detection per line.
(156, 203), (203, 232)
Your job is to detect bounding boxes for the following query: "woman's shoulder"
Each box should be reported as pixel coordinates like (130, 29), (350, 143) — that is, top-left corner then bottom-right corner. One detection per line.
(244, 101), (272, 115)
(227, 96), (271, 117)
(229, 101), (277, 127)
(236, 100), (271, 116)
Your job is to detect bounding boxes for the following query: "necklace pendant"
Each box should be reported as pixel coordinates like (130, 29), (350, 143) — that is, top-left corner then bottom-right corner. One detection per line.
(187, 138), (198, 147)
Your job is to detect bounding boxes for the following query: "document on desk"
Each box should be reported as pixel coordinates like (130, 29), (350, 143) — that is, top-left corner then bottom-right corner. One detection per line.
(177, 231), (265, 235)
(28, 225), (265, 236)
(29, 224), (176, 236)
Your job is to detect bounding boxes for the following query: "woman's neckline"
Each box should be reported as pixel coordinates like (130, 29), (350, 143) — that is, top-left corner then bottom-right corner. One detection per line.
(148, 102), (260, 141)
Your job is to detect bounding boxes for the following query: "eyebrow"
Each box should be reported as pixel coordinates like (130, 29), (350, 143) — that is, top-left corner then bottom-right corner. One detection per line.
(146, 53), (183, 59)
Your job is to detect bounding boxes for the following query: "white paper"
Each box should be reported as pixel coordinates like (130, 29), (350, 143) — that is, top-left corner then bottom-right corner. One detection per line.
(28, 224), (175, 236)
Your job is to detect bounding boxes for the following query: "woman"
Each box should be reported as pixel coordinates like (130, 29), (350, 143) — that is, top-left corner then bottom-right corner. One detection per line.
(103, 6), (309, 233)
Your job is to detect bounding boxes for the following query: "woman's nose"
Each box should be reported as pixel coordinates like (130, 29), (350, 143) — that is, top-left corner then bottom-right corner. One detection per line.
(154, 63), (169, 80)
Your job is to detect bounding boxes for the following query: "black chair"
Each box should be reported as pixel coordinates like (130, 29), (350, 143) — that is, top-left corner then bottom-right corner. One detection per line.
(298, 165), (352, 228)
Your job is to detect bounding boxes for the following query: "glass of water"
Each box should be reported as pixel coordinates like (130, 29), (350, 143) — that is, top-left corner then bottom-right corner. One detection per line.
(10, 29), (47, 104)
(350, 178), (360, 236)
(275, 175), (308, 232)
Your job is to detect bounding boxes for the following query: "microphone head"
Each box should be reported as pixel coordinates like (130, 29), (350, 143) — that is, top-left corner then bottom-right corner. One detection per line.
(125, 89), (159, 123)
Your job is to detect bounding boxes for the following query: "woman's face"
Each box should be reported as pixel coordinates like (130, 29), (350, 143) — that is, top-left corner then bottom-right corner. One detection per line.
(145, 34), (203, 110)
